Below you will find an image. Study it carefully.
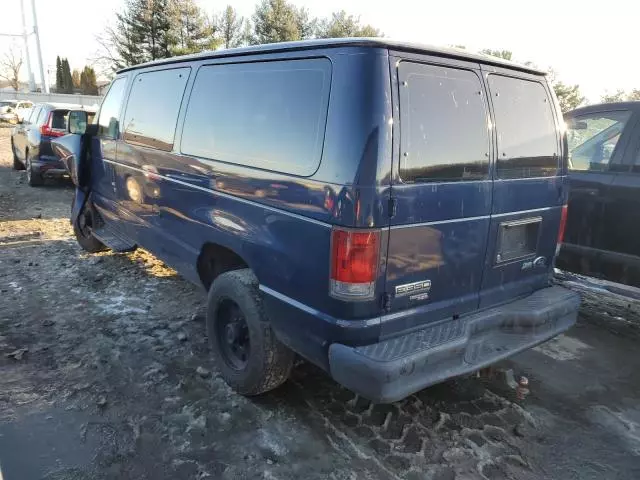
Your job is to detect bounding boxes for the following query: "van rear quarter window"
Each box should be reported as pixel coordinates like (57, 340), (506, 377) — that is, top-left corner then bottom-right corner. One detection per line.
(181, 58), (331, 176)
(398, 62), (490, 183)
(489, 75), (559, 179)
(123, 67), (190, 151)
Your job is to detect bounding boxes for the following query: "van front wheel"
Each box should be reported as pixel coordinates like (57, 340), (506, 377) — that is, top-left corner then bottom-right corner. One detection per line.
(73, 199), (108, 253)
(207, 269), (294, 396)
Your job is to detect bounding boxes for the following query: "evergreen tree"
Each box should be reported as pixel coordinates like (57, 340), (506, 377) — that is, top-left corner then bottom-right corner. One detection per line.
(294, 6), (316, 40)
(112, 0), (175, 68)
(316, 10), (382, 38)
(72, 69), (81, 89)
(216, 5), (244, 49)
(55, 56), (63, 93)
(252, 0), (301, 44)
(60, 58), (74, 93)
(170, 0), (216, 55)
(241, 19), (255, 46)
(553, 81), (584, 112)
(80, 66), (99, 95)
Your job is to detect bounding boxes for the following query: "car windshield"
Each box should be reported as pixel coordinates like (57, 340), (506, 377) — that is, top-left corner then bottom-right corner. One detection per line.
(0, 101), (17, 108)
(566, 111), (632, 170)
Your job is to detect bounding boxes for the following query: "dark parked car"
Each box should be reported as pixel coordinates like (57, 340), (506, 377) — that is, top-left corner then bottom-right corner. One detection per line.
(52, 39), (579, 403)
(11, 103), (96, 186)
(557, 101), (640, 285)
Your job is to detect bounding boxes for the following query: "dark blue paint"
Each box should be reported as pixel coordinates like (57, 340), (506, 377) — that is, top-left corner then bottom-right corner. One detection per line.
(65, 44), (568, 376)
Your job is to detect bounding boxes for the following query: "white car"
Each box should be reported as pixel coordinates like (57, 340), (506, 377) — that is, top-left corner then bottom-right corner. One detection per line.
(14, 101), (34, 122)
(0, 100), (34, 123)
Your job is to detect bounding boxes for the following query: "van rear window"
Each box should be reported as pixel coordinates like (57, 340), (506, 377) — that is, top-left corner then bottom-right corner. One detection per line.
(181, 58), (331, 177)
(398, 62), (490, 183)
(488, 75), (559, 179)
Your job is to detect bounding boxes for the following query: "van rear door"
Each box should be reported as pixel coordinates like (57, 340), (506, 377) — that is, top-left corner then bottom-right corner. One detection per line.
(383, 56), (493, 332)
(478, 69), (565, 307)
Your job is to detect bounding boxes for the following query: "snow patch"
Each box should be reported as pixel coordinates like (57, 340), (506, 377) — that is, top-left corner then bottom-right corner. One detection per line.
(90, 292), (148, 316)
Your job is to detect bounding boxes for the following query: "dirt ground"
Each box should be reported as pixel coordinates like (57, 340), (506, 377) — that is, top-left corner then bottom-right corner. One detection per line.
(1, 124), (639, 480)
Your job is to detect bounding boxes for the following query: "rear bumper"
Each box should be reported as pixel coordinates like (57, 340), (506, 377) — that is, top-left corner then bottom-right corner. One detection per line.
(32, 156), (67, 177)
(328, 286), (580, 403)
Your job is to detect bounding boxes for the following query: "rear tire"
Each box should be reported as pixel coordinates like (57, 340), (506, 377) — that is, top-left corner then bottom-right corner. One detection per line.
(207, 269), (294, 396)
(73, 197), (108, 253)
(11, 141), (23, 170)
(25, 153), (43, 187)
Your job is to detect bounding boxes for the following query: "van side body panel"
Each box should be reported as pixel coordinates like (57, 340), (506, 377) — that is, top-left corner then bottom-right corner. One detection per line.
(90, 47), (394, 369)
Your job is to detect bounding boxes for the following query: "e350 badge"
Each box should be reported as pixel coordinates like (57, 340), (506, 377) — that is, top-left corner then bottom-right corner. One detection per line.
(395, 280), (431, 301)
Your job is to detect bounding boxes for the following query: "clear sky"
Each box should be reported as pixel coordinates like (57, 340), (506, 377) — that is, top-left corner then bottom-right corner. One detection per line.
(1, 0), (638, 101)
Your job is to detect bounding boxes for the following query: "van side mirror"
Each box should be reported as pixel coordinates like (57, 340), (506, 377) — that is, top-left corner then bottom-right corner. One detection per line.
(68, 110), (88, 134)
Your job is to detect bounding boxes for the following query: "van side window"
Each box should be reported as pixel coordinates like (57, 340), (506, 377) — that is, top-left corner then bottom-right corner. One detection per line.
(398, 62), (490, 183)
(489, 75), (558, 179)
(181, 58), (331, 176)
(566, 111), (631, 171)
(98, 77), (127, 139)
(123, 68), (190, 151)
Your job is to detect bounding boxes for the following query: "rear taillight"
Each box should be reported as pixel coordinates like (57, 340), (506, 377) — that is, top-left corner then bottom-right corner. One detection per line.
(555, 204), (568, 257)
(40, 112), (64, 137)
(557, 205), (568, 244)
(330, 228), (380, 300)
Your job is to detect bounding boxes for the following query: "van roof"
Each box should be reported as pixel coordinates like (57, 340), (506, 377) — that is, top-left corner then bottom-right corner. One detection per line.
(117, 38), (546, 76)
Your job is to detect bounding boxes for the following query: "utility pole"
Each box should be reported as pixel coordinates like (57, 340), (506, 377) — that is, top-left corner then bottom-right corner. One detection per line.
(31, 0), (47, 93)
(20, 0), (35, 91)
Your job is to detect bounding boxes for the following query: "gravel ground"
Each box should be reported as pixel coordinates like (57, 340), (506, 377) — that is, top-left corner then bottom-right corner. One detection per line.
(1, 125), (639, 479)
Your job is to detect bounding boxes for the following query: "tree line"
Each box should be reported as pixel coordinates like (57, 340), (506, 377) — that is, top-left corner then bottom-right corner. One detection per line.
(99, 0), (380, 70)
(55, 56), (99, 95)
(95, 0), (637, 111)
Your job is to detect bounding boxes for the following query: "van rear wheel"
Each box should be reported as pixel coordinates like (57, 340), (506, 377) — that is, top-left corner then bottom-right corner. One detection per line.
(207, 269), (294, 396)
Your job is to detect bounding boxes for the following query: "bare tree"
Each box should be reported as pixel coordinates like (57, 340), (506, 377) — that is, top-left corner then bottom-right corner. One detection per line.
(0, 46), (24, 91)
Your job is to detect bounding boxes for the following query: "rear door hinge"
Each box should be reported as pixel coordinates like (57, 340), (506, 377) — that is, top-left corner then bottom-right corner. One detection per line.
(381, 292), (392, 312)
(388, 197), (397, 218)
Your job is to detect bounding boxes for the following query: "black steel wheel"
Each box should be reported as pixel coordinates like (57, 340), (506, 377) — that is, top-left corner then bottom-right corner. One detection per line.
(73, 196), (108, 253)
(215, 299), (251, 371)
(207, 269), (294, 396)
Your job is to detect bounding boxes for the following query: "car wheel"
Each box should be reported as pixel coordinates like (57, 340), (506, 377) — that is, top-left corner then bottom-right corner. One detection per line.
(207, 269), (294, 396)
(11, 141), (24, 170)
(73, 197), (108, 253)
(25, 153), (43, 187)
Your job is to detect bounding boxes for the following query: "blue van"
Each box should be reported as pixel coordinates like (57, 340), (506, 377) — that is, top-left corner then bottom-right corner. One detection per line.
(53, 39), (580, 403)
